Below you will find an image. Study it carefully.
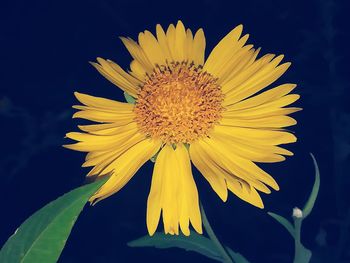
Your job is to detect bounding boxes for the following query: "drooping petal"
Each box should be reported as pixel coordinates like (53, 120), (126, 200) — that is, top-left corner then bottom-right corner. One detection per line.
(147, 144), (202, 236)
(190, 139), (266, 208)
(89, 138), (161, 204)
(189, 142), (228, 201)
(199, 137), (279, 191)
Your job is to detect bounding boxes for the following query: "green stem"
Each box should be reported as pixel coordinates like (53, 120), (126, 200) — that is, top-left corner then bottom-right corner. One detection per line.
(200, 204), (233, 263)
(293, 218), (302, 262)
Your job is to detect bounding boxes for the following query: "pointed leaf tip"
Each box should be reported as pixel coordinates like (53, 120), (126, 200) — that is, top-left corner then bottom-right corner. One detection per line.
(302, 153), (320, 219)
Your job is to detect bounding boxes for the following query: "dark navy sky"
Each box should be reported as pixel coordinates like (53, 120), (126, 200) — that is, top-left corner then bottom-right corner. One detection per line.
(1, 0), (349, 262)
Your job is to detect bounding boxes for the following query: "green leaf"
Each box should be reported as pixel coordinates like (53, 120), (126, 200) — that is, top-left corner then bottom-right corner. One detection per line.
(226, 248), (250, 263)
(124, 92), (136, 104)
(0, 178), (107, 263)
(267, 212), (295, 238)
(128, 232), (223, 262)
(302, 153), (320, 219)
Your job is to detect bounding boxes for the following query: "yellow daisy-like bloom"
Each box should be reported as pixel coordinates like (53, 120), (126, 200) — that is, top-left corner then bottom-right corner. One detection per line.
(65, 21), (301, 236)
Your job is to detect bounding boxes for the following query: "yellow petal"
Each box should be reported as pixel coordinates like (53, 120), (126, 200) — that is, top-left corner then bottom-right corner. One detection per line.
(147, 144), (202, 236)
(74, 92), (134, 111)
(189, 142), (228, 201)
(174, 21), (187, 62)
(63, 122), (141, 152)
(78, 122), (131, 134)
(198, 138), (279, 190)
(210, 133), (287, 163)
(129, 60), (146, 81)
(218, 46), (256, 85)
(224, 94), (301, 118)
(156, 24), (172, 61)
(185, 29), (194, 63)
(203, 25), (243, 75)
(90, 58), (139, 97)
(219, 115), (297, 128)
(223, 57), (291, 106)
(166, 24), (177, 60)
(191, 139), (269, 205)
(212, 125), (297, 146)
(209, 33), (249, 80)
(90, 139), (161, 203)
(72, 110), (134, 124)
(226, 180), (264, 208)
(192, 29), (206, 65)
(120, 37), (153, 73)
(225, 84), (297, 111)
(175, 144), (202, 235)
(220, 53), (276, 95)
(158, 145), (180, 235)
(82, 133), (145, 169)
(138, 30), (167, 66)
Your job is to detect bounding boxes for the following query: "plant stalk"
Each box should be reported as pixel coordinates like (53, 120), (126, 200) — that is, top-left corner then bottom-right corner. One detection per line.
(200, 204), (233, 263)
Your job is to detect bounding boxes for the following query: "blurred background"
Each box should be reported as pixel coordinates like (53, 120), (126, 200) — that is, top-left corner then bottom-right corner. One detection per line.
(1, 0), (349, 262)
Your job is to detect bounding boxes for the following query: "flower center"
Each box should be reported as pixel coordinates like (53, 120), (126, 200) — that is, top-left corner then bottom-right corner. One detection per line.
(134, 61), (224, 144)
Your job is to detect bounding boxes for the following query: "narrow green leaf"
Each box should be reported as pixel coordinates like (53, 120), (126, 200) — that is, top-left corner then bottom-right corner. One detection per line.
(302, 153), (320, 219)
(226, 248), (250, 263)
(267, 212), (295, 238)
(124, 92), (136, 104)
(128, 232), (223, 262)
(0, 178), (107, 263)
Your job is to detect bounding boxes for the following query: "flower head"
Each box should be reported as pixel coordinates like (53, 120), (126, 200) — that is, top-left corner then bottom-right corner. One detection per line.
(64, 21), (301, 236)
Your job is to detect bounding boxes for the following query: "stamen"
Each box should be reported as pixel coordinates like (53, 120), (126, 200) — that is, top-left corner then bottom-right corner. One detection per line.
(134, 61), (224, 144)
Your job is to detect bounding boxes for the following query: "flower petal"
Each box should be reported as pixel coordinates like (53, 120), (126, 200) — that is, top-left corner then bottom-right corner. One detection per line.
(147, 144), (202, 236)
(225, 84), (297, 111)
(219, 115), (297, 128)
(138, 30), (167, 66)
(63, 122), (142, 152)
(189, 142), (228, 202)
(89, 138), (161, 204)
(120, 37), (154, 73)
(199, 137), (279, 190)
(223, 56), (291, 106)
(74, 92), (134, 111)
(192, 29), (206, 65)
(90, 58), (140, 97)
(210, 132), (288, 163)
(190, 139), (266, 207)
(213, 125), (296, 145)
(203, 25), (244, 76)
(156, 24), (173, 61)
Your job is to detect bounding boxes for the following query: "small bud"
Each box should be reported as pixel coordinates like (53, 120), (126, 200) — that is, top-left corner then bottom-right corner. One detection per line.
(292, 207), (303, 218)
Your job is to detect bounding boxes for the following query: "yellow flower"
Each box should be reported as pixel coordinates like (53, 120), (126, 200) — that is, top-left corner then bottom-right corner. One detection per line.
(64, 21), (301, 236)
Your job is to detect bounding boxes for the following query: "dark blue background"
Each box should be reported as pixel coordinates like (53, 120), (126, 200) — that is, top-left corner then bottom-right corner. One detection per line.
(1, 0), (349, 262)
